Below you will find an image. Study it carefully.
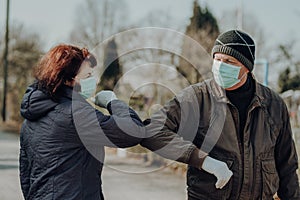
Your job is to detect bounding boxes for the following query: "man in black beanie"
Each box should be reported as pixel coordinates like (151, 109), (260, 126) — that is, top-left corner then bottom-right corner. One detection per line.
(142, 29), (300, 199)
(187, 30), (300, 200)
(208, 29), (299, 199)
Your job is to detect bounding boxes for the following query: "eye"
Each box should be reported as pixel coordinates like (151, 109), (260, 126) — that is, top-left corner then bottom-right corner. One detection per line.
(87, 73), (92, 78)
(227, 59), (239, 65)
(82, 73), (92, 79)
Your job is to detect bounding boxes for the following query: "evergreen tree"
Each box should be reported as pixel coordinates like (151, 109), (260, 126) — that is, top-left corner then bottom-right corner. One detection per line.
(278, 68), (291, 92)
(179, 0), (219, 84)
(277, 44), (300, 92)
(0, 24), (43, 123)
(99, 38), (122, 90)
(278, 67), (300, 93)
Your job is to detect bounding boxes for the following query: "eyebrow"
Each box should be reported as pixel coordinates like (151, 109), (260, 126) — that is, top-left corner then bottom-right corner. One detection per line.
(227, 58), (237, 62)
(215, 56), (238, 62)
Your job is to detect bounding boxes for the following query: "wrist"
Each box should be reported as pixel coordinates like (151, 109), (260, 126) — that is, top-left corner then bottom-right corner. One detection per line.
(106, 99), (119, 113)
(202, 156), (217, 172)
(106, 100), (113, 112)
(188, 148), (208, 170)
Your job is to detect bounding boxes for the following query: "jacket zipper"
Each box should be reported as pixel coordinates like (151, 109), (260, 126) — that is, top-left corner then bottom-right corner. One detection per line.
(248, 103), (259, 200)
(232, 102), (258, 199)
(229, 103), (244, 199)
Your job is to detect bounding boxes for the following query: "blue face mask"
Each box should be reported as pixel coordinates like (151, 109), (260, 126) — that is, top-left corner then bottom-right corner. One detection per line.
(212, 60), (245, 89)
(79, 77), (97, 99)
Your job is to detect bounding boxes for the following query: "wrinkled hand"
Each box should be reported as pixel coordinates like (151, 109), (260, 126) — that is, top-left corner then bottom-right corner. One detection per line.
(201, 156), (233, 189)
(94, 90), (117, 108)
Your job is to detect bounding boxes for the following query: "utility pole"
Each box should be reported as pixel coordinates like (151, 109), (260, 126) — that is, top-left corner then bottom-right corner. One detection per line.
(2, 0), (10, 122)
(237, 0), (243, 29)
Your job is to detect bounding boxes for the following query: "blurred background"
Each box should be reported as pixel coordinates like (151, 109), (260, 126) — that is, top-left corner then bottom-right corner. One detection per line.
(0, 0), (300, 199)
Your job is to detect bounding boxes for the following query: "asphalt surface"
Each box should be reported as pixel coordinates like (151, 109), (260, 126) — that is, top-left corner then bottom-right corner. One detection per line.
(0, 129), (187, 200)
(2, 127), (299, 200)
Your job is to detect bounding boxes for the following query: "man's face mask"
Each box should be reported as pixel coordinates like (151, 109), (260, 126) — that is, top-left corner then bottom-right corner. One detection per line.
(212, 60), (246, 89)
(79, 76), (97, 99)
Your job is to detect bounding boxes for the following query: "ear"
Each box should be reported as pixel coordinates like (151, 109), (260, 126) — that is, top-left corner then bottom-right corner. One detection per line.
(65, 79), (75, 87)
(241, 65), (249, 73)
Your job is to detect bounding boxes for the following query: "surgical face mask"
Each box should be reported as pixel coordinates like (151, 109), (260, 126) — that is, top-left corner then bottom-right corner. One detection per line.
(79, 76), (97, 99)
(212, 60), (246, 89)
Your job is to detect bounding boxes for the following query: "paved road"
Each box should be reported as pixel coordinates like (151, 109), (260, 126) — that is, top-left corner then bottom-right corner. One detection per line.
(102, 155), (187, 200)
(0, 130), (23, 200)
(0, 129), (187, 200)
(3, 127), (299, 200)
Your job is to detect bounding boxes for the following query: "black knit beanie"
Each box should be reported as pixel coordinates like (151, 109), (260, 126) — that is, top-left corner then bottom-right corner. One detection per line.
(212, 30), (255, 71)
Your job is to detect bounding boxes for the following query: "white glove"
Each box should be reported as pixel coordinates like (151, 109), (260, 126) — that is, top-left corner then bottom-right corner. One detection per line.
(94, 90), (117, 108)
(201, 156), (233, 189)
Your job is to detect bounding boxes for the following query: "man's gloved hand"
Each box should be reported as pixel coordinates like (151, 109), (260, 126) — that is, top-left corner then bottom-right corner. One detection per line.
(94, 90), (117, 108)
(201, 156), (233, 189)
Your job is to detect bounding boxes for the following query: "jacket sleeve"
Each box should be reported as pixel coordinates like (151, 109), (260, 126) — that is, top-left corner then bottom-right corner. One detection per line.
(19, 128), (30, 199)
(275, 103), (300, 199)
(72, 97), (145, 148)
(140, 86), (207, 168)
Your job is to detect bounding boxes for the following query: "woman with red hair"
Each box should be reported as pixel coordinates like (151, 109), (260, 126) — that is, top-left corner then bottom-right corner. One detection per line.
(19, 44), (146, 199)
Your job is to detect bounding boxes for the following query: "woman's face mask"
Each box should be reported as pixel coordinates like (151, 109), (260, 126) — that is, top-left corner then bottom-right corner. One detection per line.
(75, 63), (97, 99)
(79, 76), (97, 99)
(212, 60), (246, 89)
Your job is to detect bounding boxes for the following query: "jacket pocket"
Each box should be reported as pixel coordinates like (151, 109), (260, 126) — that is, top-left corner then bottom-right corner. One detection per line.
(261, 159), (279, 198)
(187, 160), (233, 200)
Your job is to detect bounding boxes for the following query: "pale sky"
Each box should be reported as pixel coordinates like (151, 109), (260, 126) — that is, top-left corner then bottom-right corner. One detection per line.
(1, 0), (299, 52)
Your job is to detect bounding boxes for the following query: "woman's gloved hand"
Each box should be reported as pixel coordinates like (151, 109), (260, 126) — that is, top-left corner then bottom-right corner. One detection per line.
(201, 156), (233, 189)
(94, 90), (117, 108)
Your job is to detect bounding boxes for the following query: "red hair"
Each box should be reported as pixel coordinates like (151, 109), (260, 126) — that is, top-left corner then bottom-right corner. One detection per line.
(34, 44), (96, 95)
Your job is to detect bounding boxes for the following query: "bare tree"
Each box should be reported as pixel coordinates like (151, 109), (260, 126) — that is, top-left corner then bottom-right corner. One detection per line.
(69, 0), (128, 49)
(0, 23), (43, 123)
(115, 22), (188, 104)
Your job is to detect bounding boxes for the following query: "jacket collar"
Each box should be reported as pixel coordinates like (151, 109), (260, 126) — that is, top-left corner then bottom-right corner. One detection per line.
(252, 79), (266, 109)
(208, 74), (265, 109)
(56, 85), (76, 101)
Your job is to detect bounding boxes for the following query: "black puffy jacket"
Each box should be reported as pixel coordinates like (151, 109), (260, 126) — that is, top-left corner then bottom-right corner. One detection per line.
(19, 83), (145, 200)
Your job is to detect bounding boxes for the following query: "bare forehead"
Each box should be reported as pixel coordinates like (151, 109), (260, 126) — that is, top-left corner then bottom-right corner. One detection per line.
(214, 53), (239, 61)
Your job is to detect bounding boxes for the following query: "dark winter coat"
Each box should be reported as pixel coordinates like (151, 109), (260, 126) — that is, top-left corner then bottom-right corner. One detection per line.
(152, 78), (300, 200)
(19, 83), (144, 200)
